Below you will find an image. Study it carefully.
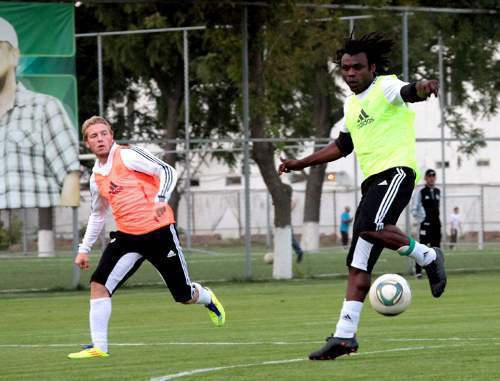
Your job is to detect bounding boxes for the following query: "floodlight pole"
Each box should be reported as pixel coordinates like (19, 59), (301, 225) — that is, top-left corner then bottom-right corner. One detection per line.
(402, 12), (409, 82)
(479, 185), (484, 250)
(242, 6), (252, 279)
(183, 30), (193, 249)
(402, 11), (411, 235)
(97, 34), (103, 115)
(438, 33), (448, 245)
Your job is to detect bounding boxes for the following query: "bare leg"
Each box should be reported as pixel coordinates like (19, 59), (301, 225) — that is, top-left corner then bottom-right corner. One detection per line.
(345, 267), (371, 302)
(359, 224), (409, 250)
(90, 281), (110, 299)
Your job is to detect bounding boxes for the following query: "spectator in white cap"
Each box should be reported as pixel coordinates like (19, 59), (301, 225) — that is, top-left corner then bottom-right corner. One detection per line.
(0, 16), (80, 257)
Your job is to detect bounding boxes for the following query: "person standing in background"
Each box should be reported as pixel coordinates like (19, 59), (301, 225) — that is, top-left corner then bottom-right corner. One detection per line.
(411, 169), (441, 279)
(340, 206), (353, 249)
(449, 206), (461, 250)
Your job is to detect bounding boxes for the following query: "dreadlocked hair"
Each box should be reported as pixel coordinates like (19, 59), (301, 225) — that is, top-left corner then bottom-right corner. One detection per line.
(336, 32), (394, 74)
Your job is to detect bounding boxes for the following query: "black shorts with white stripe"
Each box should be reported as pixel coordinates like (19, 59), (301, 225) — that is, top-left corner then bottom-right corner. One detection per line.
(91, 224), (193, 302)
(346, 166), (416, 273)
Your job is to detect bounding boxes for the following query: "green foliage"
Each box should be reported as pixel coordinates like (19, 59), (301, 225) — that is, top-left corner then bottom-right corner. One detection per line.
(0, 222), (9, 250)
(75, 3), (499, 163)
(0, 219), (22, 250)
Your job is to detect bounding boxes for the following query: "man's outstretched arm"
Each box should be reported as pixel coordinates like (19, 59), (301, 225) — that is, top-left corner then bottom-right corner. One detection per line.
(400, 79), (439, 103)
(278, 132), (353, 175)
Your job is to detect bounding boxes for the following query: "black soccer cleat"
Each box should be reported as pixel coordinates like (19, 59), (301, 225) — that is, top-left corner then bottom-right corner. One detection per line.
(423, 247), (447, 298)
(309, 335), (358, 360)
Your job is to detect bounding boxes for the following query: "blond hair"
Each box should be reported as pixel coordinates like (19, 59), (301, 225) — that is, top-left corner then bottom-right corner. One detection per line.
(81, 116), (112, 140)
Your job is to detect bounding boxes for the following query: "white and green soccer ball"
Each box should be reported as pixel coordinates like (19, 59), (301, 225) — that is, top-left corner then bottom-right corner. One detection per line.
(263, 252), (274, 264)
(369, 273), (412, 316)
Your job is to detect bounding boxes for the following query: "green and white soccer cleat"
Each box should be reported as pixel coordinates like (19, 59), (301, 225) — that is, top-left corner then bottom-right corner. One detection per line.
(68, 345), (109, 359)
(205, 288), (225, 327)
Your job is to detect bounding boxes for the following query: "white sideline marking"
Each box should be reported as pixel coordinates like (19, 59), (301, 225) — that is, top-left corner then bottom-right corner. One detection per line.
(150, 358), (305, 381)
(150, 342), (483, 381)
(1, 337), (499, 349)
(0, 341), (321, 348)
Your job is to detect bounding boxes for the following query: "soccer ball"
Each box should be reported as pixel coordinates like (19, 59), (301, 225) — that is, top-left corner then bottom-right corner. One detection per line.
(368, 273), (412, 316)
(263, 252), (274, 264)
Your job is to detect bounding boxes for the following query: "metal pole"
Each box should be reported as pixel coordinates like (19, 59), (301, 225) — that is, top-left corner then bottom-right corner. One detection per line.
(402, 12), (409, 81)
(71, 207), (81, 288)
(402, 11), (411, 235)
(479, 185), (484, 250)
(333, 191), (337, 243)
(183, 30), (192, 249)
(438, 33), (448, 246)
(97, 34), (103, 115)
(76, 25), (206, 38)
(242, 6), (252, 279)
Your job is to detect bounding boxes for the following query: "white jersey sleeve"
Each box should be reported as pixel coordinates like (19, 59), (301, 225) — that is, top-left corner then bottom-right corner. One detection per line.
(339, 103), (349, 133)
(380, 77), (409, 105)
(120, 146), (178, 202)
(78, 174), (109, 254)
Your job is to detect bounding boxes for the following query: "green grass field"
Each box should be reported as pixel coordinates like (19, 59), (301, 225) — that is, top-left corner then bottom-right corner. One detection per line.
(2, 244), (500, 291)
(1, 270), (500, 380)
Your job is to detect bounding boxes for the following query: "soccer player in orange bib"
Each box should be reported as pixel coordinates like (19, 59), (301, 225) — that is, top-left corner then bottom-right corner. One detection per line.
(68, 116), (225, 359)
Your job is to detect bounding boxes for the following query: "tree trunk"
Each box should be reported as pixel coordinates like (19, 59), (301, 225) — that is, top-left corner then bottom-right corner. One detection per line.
(248, 25), (292, 279)
(38, 207), (54, 257)
(301, 65), (339, 251)
(155, 66), (184, 215)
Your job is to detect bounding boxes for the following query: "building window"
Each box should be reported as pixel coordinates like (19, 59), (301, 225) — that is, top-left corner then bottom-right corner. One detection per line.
(476, 159), (490, 167)
(436, 161), (449, 169)
(179, 178), (200, 187)
(226, 176), (241, 186)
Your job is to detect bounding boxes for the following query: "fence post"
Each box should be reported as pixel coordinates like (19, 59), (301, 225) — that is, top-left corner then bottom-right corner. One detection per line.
(71, 207), (81, 288)
(479, 185), (484, 250)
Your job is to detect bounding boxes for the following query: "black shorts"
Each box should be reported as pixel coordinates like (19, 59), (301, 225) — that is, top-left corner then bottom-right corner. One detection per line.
(346, 167), (416, 273)
(419, 221), (441, 247)
(91, 224), (193, 302)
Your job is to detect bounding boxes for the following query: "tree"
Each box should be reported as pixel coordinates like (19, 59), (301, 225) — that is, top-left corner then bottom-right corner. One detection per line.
(77, 3), (241, 216)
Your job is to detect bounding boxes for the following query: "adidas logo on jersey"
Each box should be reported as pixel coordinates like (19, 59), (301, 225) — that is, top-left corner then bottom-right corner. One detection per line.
(109, 181), (124, 195)
(167, 250), (177, 258)
(357, 109), (374, 128)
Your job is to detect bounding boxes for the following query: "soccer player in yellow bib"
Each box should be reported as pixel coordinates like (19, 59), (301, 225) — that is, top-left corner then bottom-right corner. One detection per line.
(68, 116), (225, 359)
(279, 33), (446, 360)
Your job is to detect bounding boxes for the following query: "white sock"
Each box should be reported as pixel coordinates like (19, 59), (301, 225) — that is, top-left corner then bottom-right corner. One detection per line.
(90, 297), (111, 353)
(334, 300), (363, 338)
(399, 241), (436, 266)
(192, 282), (212, 305)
